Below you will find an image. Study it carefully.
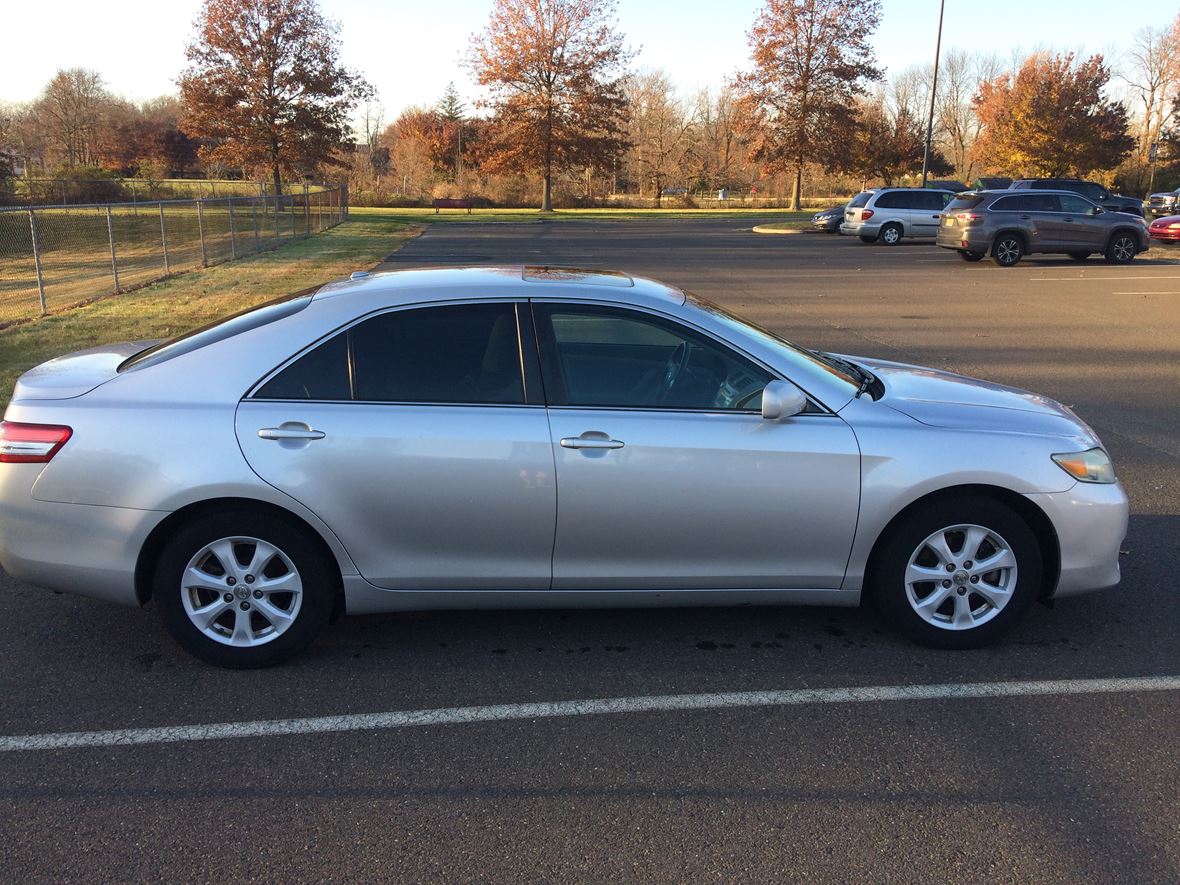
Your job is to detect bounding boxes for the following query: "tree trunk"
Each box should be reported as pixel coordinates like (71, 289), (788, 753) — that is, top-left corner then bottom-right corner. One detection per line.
(541, 174), (552, 212)
(272, 165), (283, 197)
(789, 166), (802, 211)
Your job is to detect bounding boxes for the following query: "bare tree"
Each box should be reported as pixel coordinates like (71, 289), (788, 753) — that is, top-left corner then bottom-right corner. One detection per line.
(34, 69), (110, 168)
(1121, 16), (1180, 170)
(626, 70), (695, 204)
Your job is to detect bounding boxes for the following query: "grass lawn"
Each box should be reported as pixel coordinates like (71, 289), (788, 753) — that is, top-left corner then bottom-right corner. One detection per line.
(350, 206), (815, 224)
(0, 215), (420, 410)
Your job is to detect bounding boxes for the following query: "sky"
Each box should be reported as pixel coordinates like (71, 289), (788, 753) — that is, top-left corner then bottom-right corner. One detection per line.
(0, 0), (1155, 122)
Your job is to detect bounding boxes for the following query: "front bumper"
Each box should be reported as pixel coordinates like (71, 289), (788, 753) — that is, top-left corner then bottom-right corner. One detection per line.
(1026, 480), (1129, 598)
(1149, 229), (1180, 243)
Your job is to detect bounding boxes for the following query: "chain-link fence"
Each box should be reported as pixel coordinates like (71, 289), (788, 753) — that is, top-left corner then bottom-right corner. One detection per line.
(1, 178), (296, 207)
(0, 185), (347, 326)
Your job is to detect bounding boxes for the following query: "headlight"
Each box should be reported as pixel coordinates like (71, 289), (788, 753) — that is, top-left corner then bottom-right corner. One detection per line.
(1052, 448), (1116, 483)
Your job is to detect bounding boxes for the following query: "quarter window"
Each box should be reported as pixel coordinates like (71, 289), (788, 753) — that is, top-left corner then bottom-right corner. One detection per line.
(536, 305), (772, 411)
(255, 302), (526, 405)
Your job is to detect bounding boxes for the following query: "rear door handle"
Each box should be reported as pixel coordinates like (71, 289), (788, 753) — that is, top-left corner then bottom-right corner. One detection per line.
(258, 424), (326, 441)
(560, 434), (624, 450)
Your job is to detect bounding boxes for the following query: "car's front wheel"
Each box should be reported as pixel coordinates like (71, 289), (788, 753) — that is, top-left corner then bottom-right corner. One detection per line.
(871, 495), (1042, 649)
(154, 510), (336, 668)
(1105, 233), (1138, 265)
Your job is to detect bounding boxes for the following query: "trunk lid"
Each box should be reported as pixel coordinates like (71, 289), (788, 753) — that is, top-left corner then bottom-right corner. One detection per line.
(11, 341), (157, 401)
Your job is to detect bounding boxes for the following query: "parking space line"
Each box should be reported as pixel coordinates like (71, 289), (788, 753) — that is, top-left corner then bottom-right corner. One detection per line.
(1112, 291), (1180, 295)
(1030, 275), (1180, 281)
(2, 675), (1178, 753)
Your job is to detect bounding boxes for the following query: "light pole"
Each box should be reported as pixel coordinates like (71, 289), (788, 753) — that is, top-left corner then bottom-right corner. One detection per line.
(920, 0), (946, 188)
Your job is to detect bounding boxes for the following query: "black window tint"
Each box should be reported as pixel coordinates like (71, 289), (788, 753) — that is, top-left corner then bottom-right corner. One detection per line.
(255, 303), (525, 404)
(1058, 194), (1093, 213)
(539, 306), (772, 411)
(1026, 194), (1061, 212)
(351, 303), (523, 403)
(848, 191), (873, 208)
(915, 191), (946, 210)
(989, 196), (1020, 211)
(874, 191), (903, 208)
(256, 332), (350, 400)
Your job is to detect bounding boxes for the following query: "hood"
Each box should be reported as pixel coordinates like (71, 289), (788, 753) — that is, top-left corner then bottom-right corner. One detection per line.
(844, 355), (1100, 446)
(11, 341), (159, 401)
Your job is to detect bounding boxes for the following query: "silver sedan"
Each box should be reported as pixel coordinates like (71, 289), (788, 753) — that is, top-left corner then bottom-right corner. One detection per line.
(0, 267), (1128, 667)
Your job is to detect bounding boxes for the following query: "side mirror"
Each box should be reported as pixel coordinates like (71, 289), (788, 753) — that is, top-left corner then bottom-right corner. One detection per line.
(1089, 206), (1104, 216)
(761, 380), (808, 420)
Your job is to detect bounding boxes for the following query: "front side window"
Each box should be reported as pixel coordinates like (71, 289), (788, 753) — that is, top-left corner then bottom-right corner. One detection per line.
(1059, 194), (1095, 214)
(535, 305), (771, 411)
(255, 302), (525, 404)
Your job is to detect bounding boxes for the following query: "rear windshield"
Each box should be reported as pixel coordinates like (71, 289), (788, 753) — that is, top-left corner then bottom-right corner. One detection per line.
(945, 196), (984, 211)
(848, 192), (873, 208)
(119, 289), (316, 372)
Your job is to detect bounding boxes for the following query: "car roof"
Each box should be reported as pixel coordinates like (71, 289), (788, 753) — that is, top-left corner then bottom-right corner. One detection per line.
(311, 265), (688, 308)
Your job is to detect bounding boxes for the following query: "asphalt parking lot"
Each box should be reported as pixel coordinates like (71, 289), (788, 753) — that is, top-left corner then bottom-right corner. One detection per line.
(2, 219), (1179, 881)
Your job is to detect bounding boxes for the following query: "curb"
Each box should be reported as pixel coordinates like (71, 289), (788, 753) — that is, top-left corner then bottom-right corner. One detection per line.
(751, 225), (807, 235)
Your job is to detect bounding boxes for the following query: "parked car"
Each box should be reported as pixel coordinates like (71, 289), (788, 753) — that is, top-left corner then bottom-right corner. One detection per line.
(1009, 179), (1144, 217)
(811, 204), (846, 233)
(840, 187), (957, 244)
(973, 177), (1013, 190)
(1146, 188), (1180, 218)
(1148, 214), (1180, 244)
(937, 190), (1150, 266)
(0, 267), (1128, 666)
(925, 180), (968, 192)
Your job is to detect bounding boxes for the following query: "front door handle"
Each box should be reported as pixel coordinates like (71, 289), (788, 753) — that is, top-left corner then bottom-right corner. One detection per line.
(258, 424), (326, 441)
(560, 433), (624, 450)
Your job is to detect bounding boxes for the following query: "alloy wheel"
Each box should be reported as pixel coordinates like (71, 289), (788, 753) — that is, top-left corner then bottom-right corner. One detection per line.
(180, 536), (303, 647)
(995, 239), (1021, 265)
(1112, 236), (1135, 262)
(904, 523), (1018, 631)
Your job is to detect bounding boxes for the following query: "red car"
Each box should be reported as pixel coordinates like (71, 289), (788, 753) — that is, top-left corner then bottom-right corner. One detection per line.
(1148, 215), (1180, 243)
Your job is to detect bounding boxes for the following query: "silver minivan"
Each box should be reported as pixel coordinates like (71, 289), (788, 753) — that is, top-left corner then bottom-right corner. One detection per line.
(841, 187), (957, 244)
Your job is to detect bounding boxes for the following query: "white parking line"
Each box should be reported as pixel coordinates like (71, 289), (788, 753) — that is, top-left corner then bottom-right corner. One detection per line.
(2, 675), (1178, 753)
(1112, 291), (1180, 295)
(1030, 275), (1180, 281)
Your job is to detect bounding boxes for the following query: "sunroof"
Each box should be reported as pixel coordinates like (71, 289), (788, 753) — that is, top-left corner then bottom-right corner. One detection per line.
(522, 266), (634, 287)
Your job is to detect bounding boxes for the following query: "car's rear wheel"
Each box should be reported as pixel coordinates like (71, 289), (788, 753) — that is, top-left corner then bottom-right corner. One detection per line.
(880, 223), (903, 246)
(871, 495), (1042, 649)
(992, 235), (1024, 267)
(1069, 252), (1090, 261)
(859, 235), (877, 244)
(958, 250), (984, 262)
(154, 511), (335, 668)
(1105, 233), (1138, 265)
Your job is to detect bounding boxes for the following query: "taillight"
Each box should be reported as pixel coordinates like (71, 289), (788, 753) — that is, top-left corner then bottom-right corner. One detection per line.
(860, 209), (874, 221)
(956, 212), (982, 225)
(0, 421), (73, 463)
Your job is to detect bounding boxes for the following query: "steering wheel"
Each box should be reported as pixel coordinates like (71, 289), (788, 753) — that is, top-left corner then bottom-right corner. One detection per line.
(659, 342), (692, 402)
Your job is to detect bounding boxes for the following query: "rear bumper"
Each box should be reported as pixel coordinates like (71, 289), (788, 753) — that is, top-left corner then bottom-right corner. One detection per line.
(936, 227), (987, 251)
(0, 465), (160, 606)
(1025, 481), (1129, 598)
(841, 222), (879, 237)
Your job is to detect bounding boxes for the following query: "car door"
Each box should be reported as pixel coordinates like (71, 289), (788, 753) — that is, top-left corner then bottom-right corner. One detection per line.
(873, 191), (912, 234)
(236, 301), (557, 590)
(1056, 193), (1107, 250)
(533, 301), (861, 591)
(909, 191), (948, 238)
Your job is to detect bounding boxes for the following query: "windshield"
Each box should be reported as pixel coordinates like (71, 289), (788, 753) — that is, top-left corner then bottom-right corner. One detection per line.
(684, 294), (861, 393)
(119, 288), (317, 372)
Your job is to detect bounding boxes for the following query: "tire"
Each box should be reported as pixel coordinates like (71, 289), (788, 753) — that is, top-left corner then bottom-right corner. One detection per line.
(879, 223), (903, 246)
(154, 510), (336, 668)
(870, 495), (1042, 649)
(992, 234), (1024, 267)
(1068, 252), (1089, 261)
(859, 235), (877, 244)
(958, 250), (984, 262)
(1104, 232), (1138, 265)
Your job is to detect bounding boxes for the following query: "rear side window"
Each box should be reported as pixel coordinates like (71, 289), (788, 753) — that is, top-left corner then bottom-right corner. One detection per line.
(848, 192), (873, 208)
(873, 191), (905, 208)
(255, 302), (526, 405)
(1025, 194), (1061, 212)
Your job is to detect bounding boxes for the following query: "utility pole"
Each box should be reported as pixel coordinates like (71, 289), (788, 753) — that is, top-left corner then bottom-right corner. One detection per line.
(920, 0), (946, 188)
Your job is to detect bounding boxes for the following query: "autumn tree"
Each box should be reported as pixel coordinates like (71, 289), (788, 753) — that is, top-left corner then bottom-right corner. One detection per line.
(973, 52), (1133, 177)
(33, 68), (110, 168)
(179, 0), (371, 194)
(841, 93), (950, 185)
(469, 0), (632, 211)
(733, 0), (882, 210)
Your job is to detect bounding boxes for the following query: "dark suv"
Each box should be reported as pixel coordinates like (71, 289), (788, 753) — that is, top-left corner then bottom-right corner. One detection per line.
(1009, 179), (1143, 217)
(936, 190), (1150, 266)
